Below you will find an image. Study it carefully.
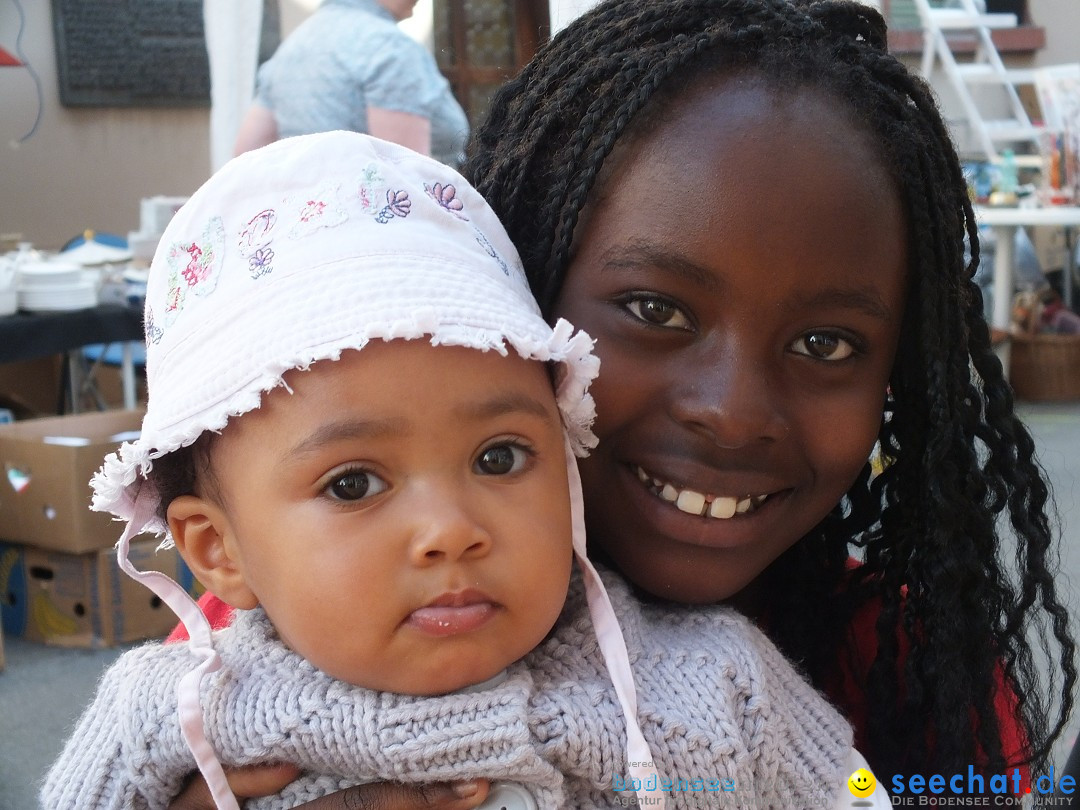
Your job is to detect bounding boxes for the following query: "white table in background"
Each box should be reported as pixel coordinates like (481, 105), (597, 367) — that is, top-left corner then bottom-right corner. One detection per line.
(973, 204), (1080, 374)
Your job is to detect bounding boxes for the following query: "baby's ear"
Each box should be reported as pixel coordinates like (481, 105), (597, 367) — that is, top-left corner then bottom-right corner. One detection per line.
(167, 495), (258, 610)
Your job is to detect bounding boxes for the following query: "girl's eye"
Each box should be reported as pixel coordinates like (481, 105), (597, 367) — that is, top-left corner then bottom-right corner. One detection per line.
(474, 443), (530, 476)
(325, 470), (388, 502)
(624, 295), (693, 330)
(790, 332), (857, 361)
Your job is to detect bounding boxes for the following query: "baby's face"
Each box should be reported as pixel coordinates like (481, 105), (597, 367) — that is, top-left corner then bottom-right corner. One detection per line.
(208, 341), (573, 695)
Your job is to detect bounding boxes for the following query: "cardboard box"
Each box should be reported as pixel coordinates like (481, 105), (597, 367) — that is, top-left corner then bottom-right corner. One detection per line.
(0, 409), (144, 553)
(0, 354), (63, 419)
(0, 538), (200, 648)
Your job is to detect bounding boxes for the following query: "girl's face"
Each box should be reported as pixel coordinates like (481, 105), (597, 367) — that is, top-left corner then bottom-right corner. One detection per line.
(554, 78), (908, 605)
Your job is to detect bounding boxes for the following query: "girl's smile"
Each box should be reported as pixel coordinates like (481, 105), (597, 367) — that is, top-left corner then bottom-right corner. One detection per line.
(611, 447), (792, 553)
(554, 77), (909, 605)
(633, 464), (772, 519)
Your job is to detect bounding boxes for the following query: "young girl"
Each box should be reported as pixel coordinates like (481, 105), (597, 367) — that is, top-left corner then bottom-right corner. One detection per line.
(43, 132), (875, 810)
(465, 0), (1075, 785)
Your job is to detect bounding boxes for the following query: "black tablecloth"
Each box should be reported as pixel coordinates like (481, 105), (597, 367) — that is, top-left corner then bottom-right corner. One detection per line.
(0, 304), (144, 364)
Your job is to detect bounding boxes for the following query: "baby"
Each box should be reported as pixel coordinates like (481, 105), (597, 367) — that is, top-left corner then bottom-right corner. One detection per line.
(42, 132), (874, 810)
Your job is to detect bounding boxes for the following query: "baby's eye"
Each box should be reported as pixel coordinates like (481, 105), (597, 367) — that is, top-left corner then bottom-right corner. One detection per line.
(624, 295), (693, 330)
(474, 443), (530, 476)
(789, 331), (858, 361)
(325, 469), (388, 501)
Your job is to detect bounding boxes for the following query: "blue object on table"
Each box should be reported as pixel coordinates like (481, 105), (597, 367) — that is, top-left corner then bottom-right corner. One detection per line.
(60, 230), (128, 251)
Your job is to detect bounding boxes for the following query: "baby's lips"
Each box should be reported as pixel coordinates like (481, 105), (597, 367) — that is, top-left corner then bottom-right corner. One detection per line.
(405, 603), (498, 636)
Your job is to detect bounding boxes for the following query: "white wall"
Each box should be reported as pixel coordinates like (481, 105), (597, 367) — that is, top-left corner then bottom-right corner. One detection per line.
(550, 0), (599, 33)
(1029, 0), (1080, 68)
(0, 2), (212, 249)
(0, 0), (432, 251)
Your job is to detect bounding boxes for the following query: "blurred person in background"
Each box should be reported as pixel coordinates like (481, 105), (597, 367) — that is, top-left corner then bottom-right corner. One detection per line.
(233, 0), (469, 167)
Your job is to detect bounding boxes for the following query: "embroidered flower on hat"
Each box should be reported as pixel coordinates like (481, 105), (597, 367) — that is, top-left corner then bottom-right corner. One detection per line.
(474, 228), (512, 278)
(425, 182), (467, 220)
(288, 184), (348, 239)
(375, 189), (411, 224)
(238, 209), (278, 279)
(145, 306), (164, 345)
(356, 165), (385, 214)
(162, 216), (226, 326)
(247, 247), (275, 278)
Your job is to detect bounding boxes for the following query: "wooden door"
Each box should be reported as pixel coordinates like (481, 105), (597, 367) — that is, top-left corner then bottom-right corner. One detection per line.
(434, 0), (550, 126)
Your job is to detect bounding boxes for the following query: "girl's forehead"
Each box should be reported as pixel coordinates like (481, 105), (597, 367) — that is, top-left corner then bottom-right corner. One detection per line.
(564, 77), (907, 316)
(591, 74), (894, 210)
(591, 78), (898, 228)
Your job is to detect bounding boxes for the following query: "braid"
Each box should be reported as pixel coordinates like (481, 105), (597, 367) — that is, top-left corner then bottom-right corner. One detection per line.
(467, 0), (795, 310)
(466, 0), (1075, 779)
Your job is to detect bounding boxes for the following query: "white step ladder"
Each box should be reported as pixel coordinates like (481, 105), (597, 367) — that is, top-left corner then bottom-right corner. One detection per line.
(913, 0), (1042, 162)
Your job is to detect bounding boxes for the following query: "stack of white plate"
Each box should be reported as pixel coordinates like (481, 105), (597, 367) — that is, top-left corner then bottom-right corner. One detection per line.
(60, 240), (133, 267)
(17, 261), (99, 312)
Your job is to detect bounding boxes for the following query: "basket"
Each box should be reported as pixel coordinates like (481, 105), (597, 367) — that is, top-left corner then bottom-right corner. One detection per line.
(1008, 332), (1080, 402)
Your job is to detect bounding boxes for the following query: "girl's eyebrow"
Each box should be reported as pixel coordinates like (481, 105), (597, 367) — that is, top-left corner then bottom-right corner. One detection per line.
(787, 288), (894, 321)
(598, 243), (722, 292)
(599, 242), (893, 321)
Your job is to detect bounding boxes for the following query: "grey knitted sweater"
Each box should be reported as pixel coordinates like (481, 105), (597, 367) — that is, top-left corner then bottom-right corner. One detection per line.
(41, 570), (853, 809)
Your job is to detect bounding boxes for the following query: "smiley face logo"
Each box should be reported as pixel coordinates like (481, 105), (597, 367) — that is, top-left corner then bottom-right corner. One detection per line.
(848, 768), (876, 797)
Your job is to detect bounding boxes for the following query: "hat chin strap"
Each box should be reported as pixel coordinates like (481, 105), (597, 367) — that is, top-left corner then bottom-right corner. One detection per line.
(116, 497), (239, 810)
(563, 437), (665, 809)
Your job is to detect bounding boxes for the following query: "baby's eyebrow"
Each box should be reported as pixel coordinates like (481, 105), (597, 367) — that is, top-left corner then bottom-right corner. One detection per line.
(288, 417), (409, 458)
(285, 393), (557, 460)
(453, 392), (558, 424)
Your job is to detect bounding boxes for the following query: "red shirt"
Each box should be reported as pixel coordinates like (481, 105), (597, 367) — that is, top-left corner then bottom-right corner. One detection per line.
(820, 589), (1031, 791)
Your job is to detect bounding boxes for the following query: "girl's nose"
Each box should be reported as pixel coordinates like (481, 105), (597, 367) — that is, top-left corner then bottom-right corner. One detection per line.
(669, 344), (789, 449)
(407, 489), (493, 566)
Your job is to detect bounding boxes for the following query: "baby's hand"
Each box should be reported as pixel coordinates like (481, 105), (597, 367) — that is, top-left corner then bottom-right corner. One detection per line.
(166, 764), (490, 810)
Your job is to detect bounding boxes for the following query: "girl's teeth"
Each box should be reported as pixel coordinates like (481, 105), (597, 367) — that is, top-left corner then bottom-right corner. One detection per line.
(634, 465), (766, 520)
(675, 490), (706, 515)
(709, 497), (737, 519)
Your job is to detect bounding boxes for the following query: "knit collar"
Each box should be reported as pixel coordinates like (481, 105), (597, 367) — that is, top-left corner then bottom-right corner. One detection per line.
(234, 607), (512, 694)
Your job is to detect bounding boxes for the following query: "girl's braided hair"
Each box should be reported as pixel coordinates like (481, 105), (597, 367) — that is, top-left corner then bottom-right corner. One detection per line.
(465, 0), (1075, 778)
